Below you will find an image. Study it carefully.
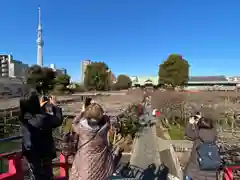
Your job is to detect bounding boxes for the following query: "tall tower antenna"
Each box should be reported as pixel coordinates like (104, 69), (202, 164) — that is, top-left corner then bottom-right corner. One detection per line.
(36, 7), (44, 67)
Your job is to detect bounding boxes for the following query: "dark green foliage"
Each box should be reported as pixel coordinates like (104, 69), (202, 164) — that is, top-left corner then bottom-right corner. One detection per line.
(116, 104), (143, 139)
(84, 62), (111, 91)
(71, 84), (86, 93)
(42, 67), (56, 93)
(158, 54), (189, 87)
(26, 65), (71, 95)
(26, 65), (43, 90)
(26, 65), (56, 94)
(113, 74), (132, 90)
(54, 74), (71, 92)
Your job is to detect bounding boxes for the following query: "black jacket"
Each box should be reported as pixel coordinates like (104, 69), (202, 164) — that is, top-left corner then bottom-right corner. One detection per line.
(21, 106), (63, 159)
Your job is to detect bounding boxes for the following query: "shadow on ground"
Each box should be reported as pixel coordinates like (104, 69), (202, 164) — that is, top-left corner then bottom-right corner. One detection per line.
(114, 162), (169, 180)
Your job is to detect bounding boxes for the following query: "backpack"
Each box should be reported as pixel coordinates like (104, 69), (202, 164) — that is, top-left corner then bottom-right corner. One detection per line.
(197, 139), (221, 170)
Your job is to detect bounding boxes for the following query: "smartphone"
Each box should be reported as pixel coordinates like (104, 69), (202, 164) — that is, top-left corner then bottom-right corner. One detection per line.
(43, 96), (49, 102)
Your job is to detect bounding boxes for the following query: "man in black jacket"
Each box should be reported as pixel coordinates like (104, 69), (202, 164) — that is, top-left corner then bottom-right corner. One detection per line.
(20, 89), (63, 180)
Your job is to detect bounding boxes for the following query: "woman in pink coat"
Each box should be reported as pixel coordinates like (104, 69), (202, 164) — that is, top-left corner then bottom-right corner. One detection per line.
(69, 103), (114, 180)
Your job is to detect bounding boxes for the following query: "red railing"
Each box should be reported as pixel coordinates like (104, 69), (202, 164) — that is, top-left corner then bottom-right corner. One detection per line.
(0, 151), (71, 180)
(0, 152), (23, 180)
(0, 136), (72, 180)
(224, 165), (240, 180)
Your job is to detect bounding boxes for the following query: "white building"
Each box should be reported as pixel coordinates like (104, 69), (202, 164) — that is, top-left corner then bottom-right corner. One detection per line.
(55, 68), (67, 76)
(9, 60), (28, 78)
(49, 64), (67, 76)
(0, 54), (28, 78)
(80, 60), (91, 83)
(227, 76), (240, 82)
(50, 64), (55, 69)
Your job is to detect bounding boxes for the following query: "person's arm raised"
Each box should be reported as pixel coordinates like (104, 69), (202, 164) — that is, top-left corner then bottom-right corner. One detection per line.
(47, 95), (63, 128)
(184, 117), (198, 140)
(50, 106), (63, 128)
(72, 115), (82, 134)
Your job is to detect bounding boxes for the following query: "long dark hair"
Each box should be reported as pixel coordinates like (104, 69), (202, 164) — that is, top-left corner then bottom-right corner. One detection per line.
(20, 88), (41, 116)
(84, 97), (92, 108)
(197, 117), (213, 129)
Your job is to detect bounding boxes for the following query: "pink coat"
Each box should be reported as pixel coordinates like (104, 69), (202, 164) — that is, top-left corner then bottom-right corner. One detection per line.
(69, 118), (114, 180)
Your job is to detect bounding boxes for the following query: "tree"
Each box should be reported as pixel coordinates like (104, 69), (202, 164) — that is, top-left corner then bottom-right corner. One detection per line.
(54, 74), (71, 93)
(110, 104), (144, 146)
(84, 62), (110, 91)
(42, 67), (56, 93)
(158, 54), (189, 87)
(113, 74), (132, 90)
(26, 65), (56, 94)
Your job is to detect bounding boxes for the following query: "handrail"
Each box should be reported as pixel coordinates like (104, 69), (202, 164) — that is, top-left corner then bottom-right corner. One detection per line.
(0, 135), (71, 180)
(0, 152), (24, 180)
(0, 136), (22, 143)
(0, 151), (22, 159)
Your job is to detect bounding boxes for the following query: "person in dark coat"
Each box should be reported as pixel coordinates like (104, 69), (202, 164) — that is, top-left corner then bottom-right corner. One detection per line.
(184, 115), (217, 180)
(20, 89), (63, 180)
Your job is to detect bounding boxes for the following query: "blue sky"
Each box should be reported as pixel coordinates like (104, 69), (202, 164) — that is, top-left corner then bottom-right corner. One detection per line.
(1, 0), (240, 81)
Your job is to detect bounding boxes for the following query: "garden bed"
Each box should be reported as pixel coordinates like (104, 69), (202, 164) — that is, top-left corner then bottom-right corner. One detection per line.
(168, 125), (185, 140)
(57, 103), (143, 153)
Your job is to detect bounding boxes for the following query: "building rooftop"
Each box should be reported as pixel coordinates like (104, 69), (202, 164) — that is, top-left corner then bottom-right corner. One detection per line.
(131, 75), (237, 86)
(188, 76), (228, 82)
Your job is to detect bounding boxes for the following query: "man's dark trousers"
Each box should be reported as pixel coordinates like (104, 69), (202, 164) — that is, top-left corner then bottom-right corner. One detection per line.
(26, 155), (54, 180)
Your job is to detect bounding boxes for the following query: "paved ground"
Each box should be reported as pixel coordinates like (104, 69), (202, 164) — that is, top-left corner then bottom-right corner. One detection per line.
(128, 123), (175, 180)
(129, 102), (163, 180)
(62, 94), (143, 116)
(128, 102), (185, 179)
(130, 125), (161, 169)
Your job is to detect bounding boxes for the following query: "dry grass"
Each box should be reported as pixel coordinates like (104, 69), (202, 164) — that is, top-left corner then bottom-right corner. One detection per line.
(152, 91), (240, 120)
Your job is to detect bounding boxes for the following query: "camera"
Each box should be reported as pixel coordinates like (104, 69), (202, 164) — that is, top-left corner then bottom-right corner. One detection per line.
(43, 96), (49, 102)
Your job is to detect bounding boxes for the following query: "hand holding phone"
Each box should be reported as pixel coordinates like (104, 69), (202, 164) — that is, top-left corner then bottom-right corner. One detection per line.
(49, 95), (57, 105)
(40, 96), (48, 107)
(43, 96), (49, 102)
